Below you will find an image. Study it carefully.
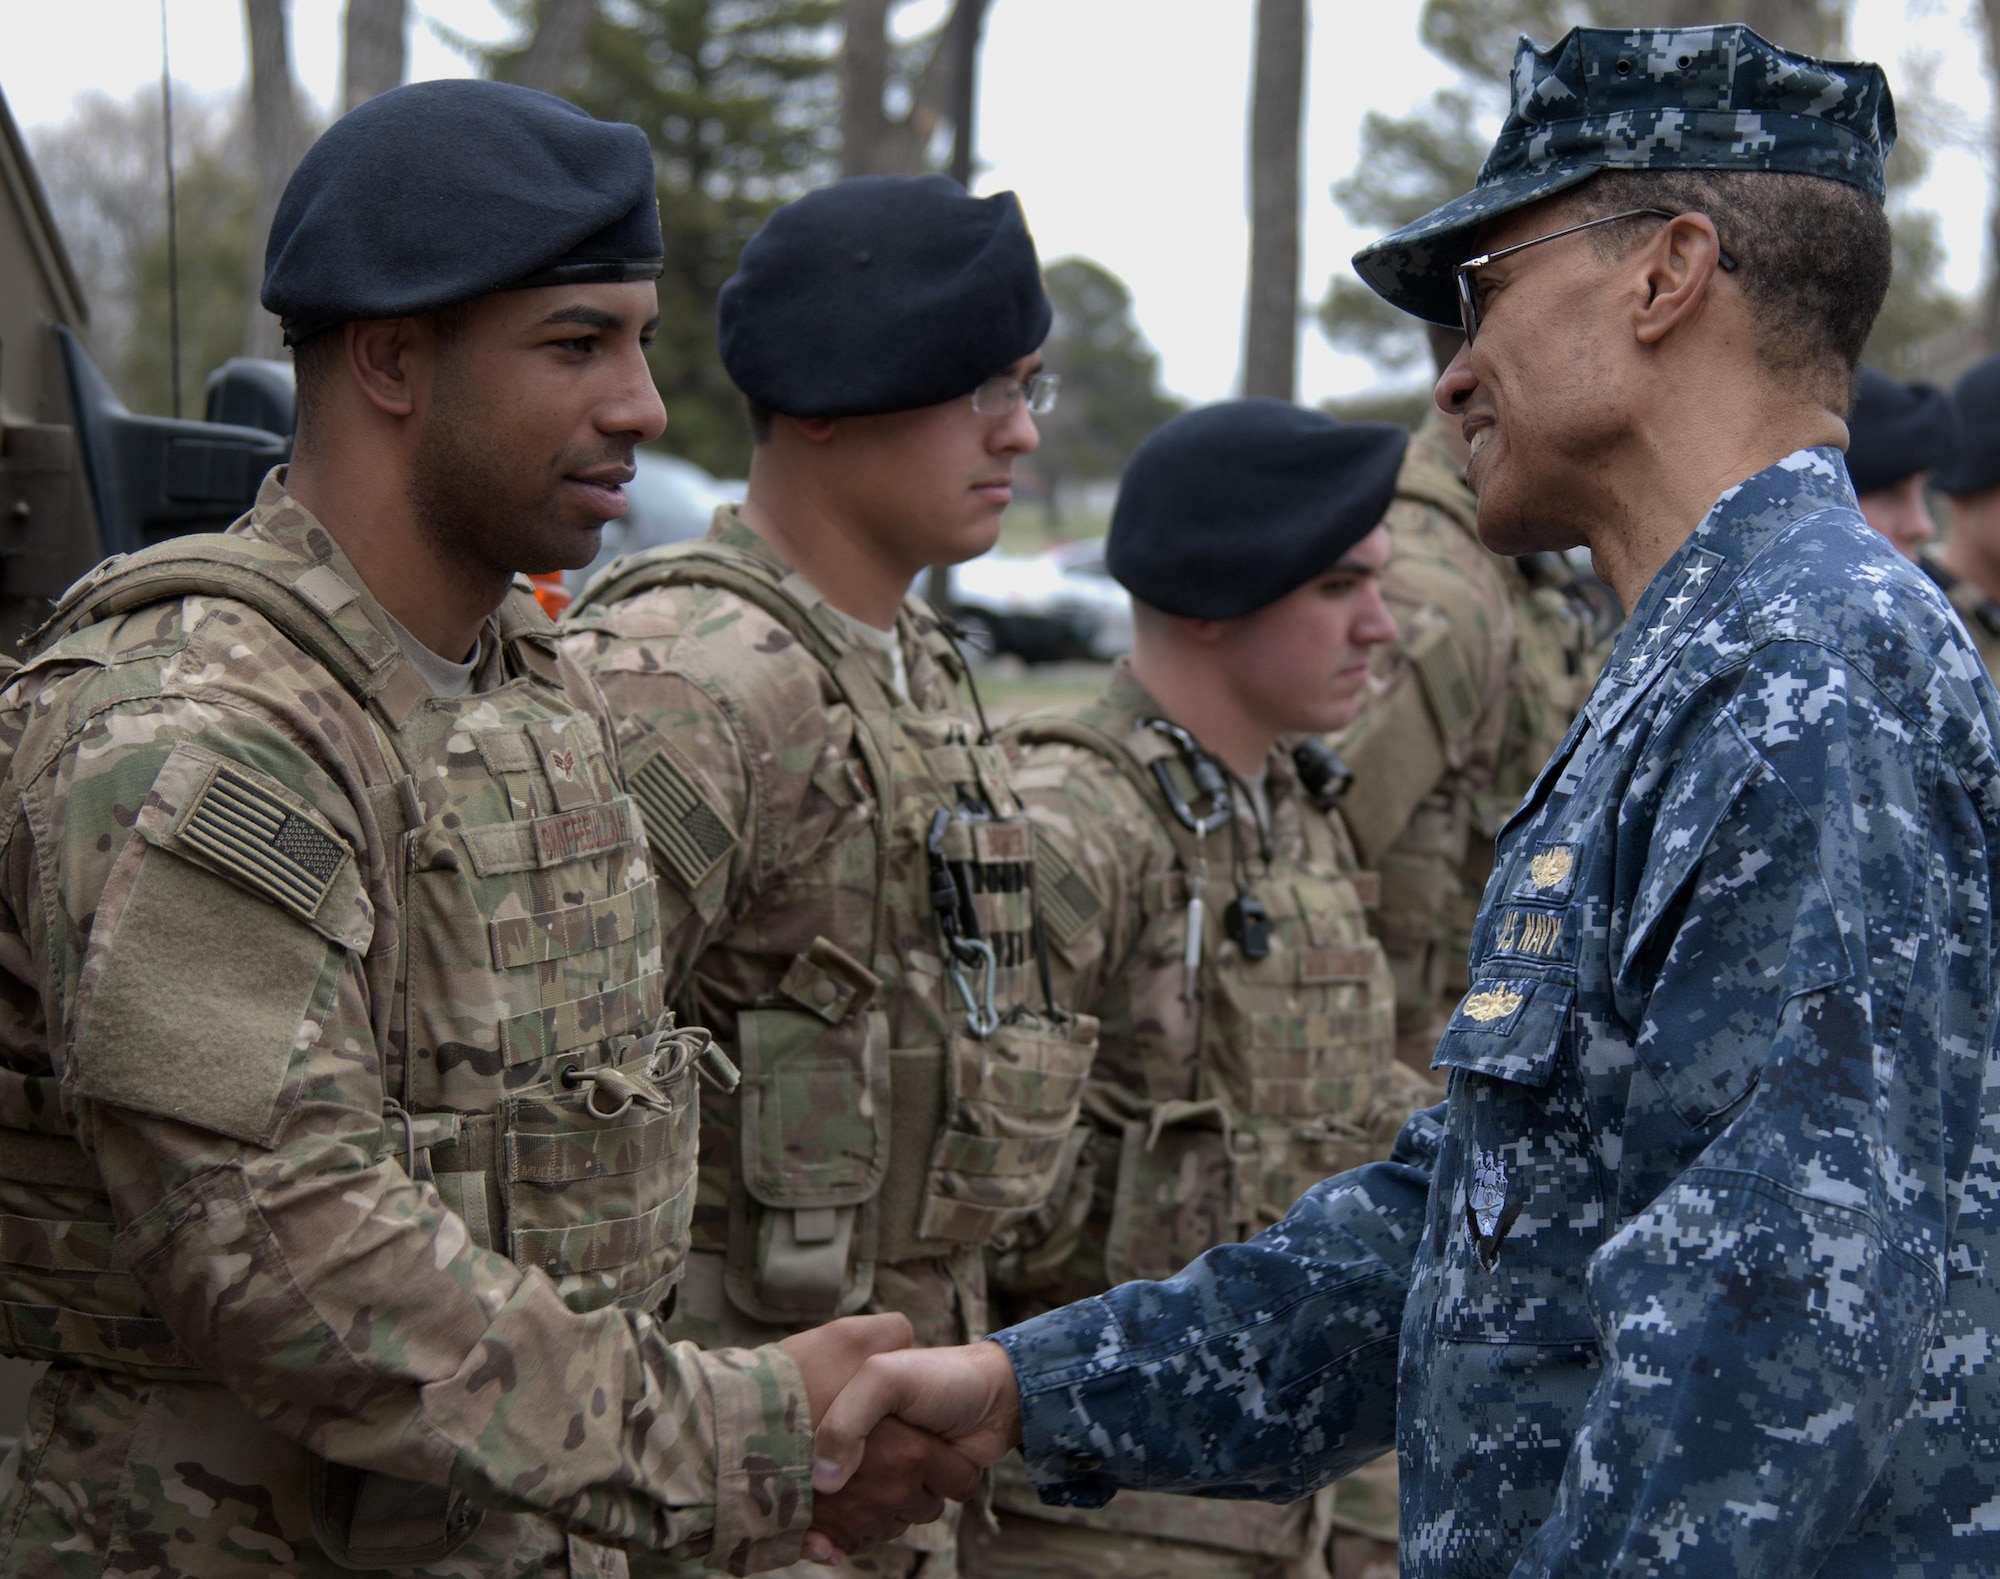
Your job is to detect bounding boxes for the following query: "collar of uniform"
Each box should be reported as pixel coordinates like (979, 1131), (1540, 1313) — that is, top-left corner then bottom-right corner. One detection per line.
(239, 467), (506, 717)
(1583, 446), (1857, 737)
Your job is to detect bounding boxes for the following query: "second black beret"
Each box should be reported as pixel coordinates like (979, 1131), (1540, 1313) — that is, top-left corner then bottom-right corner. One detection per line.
(717, 175), (1051, 417)
(1934, 353), (2000, 497)
(263, 79), (663, 342)
(1845, 367), (1959, 496)
(1107, 401), (1408, 621)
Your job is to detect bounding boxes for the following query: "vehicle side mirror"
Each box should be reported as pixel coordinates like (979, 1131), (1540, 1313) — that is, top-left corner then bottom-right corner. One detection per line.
(58, 326), (289, 557)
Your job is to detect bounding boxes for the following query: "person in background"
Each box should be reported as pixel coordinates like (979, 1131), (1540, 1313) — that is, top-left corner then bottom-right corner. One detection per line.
(971, 400), (1437, 1579)
(1842, 364), (1957, 560)
(562, 174), (1096, 1579)
(1927, 352), (2000, 676)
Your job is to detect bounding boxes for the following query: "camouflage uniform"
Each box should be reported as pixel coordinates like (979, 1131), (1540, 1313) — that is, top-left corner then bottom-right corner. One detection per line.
(958, 667), (1434, 1579)
(988, 450), (2000, 1575)
(1333, 412), (1605, 1071)
(1920, 554), (2000, 683)
(0, 477), (811, 1578)
(562, 511), (1097, 1579)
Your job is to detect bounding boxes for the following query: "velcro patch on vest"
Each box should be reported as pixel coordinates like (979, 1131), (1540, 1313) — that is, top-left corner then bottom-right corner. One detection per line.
(628, 749), (737, 893)
(177, 766), (350, 924)
(1033, 829), (1101, 946)
(1299, 944), (1381, 985)
(1410, 624), (1479, 744)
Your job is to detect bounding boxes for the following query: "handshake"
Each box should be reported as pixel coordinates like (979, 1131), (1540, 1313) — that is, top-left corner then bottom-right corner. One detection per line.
(778, 1316), (1026, 1565)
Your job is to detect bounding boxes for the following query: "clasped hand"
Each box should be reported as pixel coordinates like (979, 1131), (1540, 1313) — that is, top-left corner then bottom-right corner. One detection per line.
(781, 1320), (1023, 1566)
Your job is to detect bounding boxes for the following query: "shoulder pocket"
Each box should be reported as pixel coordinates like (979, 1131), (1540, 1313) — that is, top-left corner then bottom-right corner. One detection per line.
(1432, 976), (1572, 1088)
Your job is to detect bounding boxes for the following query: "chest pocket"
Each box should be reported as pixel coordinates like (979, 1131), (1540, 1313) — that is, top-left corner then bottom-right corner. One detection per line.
(401, 715), (661, 1114)
(1425, 975), (1600, 1346)
(1203, 878), (1394, 1121)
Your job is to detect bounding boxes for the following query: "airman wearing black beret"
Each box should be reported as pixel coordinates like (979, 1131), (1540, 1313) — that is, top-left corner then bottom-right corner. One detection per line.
(1843, 366), (1957, 561)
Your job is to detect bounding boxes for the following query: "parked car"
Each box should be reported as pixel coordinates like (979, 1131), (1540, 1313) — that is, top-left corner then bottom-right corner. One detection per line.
(565, 450), (744, 593)
(947, 536), (1131, 663)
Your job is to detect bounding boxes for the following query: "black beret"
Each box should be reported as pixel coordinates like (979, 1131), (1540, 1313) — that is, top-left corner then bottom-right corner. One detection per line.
(1844, 367), (1959, 495)
(1934, 354), (2000, 497)
(717, 175), (1051, 417)
(263, 79), (663, 344)
(1107, 401), (1408, 621)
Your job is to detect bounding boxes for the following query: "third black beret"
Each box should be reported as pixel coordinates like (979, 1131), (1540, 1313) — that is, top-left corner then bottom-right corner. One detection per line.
(1107, 401), (1408, 621)
(717, 175), (1051, 417)
(263, 79), (663, 343)
(1844, 367), (1959, 495)
(1934, 353), (2000, 497)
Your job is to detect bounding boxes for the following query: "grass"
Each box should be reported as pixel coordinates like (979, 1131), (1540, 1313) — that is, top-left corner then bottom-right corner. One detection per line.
(995, 504), (1111, 556)
(972, 658), (1113, 724)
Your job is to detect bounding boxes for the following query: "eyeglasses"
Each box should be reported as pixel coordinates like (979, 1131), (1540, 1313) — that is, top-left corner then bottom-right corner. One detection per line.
(1454, 207), (1738, 343)
(971, 372), (1061, 417)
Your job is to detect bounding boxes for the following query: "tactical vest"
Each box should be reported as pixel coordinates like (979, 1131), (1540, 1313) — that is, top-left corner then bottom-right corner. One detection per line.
(0, 533), (693, 1565)
(1006, 696), (1398, 1283)
(568, 543), (1096, 1329)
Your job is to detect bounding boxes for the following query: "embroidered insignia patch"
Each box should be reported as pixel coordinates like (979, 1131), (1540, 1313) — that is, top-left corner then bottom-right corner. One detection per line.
(1529, 846), (1574, 890)
(629, 750), (737, 891)
(1461, 986), (1525, 1024)
(178, 767), (349, 923)
(1465, 1146), (1518, 1272)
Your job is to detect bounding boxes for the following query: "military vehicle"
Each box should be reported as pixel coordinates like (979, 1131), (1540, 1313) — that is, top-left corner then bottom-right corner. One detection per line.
(0, 81), (301, 1452)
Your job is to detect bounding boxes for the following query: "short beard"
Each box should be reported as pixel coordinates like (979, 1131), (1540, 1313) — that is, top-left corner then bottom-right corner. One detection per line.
(405, 350), (611, 585)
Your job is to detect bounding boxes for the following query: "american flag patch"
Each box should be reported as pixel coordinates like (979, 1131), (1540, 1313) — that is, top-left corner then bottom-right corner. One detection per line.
(178, 767), (349, 923)
(629, 750), (736, 891)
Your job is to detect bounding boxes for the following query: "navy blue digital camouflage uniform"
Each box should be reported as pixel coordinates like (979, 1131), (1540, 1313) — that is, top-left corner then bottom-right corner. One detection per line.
(986, 25), (2000, 1579)
(993, 448), (2000, 1575)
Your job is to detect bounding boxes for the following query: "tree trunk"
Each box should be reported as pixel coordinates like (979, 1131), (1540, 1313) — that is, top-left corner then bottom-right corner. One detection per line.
(1242, 0), (1305, 401)
(242, 0), (307, 359)
(343, 0), (408, 113)
(840, 0), (894, 175)
(509, 0), (597, 99)
(1981, 0), (2000, 348)
(945, 0), (992, 186)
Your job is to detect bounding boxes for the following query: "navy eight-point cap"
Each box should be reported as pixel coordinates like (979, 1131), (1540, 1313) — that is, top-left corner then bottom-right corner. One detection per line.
(262, 79), (664, 346)
(1107, 401), (1408, 622)
(718, 174), (1052, 418)
(1351, 25), (1896, 328)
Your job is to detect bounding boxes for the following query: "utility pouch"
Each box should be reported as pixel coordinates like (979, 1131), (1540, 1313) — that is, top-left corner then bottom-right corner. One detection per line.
(307, 1458), (483, 1571)
(1100, 1096), (1239, 1284)
(730, 938), (890, 1320)
(915, 1012), (1098, 1245)
(496, 1023), (703, 1316)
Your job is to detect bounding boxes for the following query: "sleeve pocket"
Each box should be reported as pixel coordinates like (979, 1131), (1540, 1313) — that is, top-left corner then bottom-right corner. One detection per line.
(1432, 976), (1573, 1088)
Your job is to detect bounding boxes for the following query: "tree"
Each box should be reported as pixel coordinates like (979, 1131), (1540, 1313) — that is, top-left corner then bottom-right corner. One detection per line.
(1321, 0), (1968, 385)
(489, 0), (843, 477)
(1024, 258), (1183, 529)
(497, 0), (601, 98)
(241, 0), (308, 359)
(343, 0), (409, 112)
(1241, 0), (1305, 400)
(1976, 0), (2000, 347)
(836, 0), (989, 179)
(32, 89), (258, 418)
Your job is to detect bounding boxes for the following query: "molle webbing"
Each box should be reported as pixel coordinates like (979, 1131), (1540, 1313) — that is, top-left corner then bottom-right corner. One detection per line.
(0, 1067), (202, 1378)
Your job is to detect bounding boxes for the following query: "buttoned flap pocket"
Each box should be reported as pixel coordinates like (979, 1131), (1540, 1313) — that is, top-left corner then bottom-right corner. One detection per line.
(736, 991), (890, 1209)
(918, 1013), (1101, 1244)
(500, 1054), (699, 1316)
(1431, 975), (1573, 1089)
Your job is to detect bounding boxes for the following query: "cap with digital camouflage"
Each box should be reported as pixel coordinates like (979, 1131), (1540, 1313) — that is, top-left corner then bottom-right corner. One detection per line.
(1352, 24), (1896, 326)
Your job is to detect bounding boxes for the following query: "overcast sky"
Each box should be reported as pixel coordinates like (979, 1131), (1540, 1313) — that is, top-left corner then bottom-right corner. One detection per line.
(1, 0), (1992, 406)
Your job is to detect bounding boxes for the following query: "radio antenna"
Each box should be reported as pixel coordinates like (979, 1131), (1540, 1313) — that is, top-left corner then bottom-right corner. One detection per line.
(160, 0), (183, 418)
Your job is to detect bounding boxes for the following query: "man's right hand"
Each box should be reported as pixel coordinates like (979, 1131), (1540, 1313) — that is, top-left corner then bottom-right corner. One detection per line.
(810, 1339), (1023, 1504)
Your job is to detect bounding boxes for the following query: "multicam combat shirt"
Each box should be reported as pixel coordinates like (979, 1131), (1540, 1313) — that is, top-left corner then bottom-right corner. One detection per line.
(994, 448), (2000, 1577)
